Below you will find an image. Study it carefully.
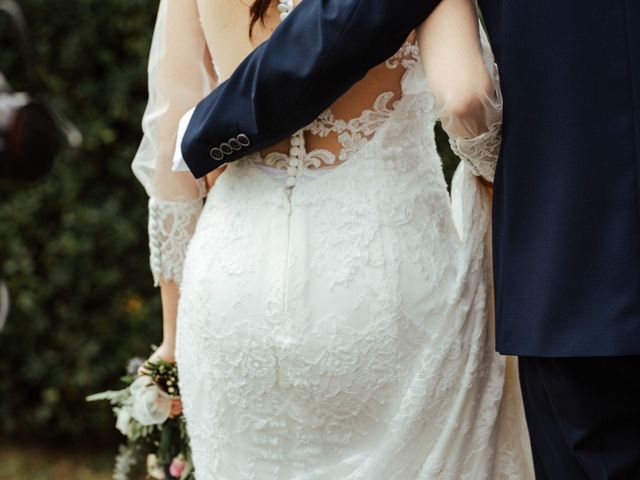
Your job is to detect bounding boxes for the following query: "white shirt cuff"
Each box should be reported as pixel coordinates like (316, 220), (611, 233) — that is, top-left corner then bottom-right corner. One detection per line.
(171, 107), (195, 172)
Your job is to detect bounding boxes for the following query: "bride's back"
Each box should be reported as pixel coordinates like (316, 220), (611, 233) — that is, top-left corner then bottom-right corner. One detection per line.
(196, 0), (416, 165)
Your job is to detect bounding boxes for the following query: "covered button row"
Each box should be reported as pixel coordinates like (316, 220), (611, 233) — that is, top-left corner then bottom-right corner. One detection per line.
(286, 135), (304, 188)
(210, 134), (251, 161)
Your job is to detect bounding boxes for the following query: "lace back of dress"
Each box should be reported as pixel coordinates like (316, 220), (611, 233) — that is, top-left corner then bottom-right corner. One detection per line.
(255, 39), (420, 173)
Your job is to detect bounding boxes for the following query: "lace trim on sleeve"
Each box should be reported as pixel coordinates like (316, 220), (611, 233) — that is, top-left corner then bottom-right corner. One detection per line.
(148, 196), (204, 286)
(448, 121), (501, 183)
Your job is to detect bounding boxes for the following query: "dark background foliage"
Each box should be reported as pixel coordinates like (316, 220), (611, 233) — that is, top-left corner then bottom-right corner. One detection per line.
(0, 0), (160, 445)
(0, 0), (458, 446)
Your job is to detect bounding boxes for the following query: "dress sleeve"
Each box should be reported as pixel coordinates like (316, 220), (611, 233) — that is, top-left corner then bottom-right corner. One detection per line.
(418, 0), (502, 182)
(132, 0), (217, 286)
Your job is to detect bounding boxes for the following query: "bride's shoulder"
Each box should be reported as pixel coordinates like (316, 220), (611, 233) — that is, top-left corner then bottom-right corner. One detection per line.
(195, 0), (279, 79)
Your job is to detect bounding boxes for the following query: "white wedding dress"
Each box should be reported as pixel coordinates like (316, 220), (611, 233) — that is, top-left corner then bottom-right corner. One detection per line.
(132, 1), (533, 478)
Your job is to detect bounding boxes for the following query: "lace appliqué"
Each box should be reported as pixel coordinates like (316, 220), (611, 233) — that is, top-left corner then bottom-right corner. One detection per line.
(301, 41), (419, 164)
(385, 41), (420, 70)
(306, 91), (398, 162)
(449, 121), (501, 183)
(254, 91), (398, 170)
(148, 196), (204, 286)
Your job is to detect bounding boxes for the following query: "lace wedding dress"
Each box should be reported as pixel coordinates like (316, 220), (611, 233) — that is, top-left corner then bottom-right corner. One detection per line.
(132, 1), (533, 478)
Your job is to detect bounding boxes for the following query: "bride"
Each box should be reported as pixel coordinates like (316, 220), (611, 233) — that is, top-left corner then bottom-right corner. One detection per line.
(132, 0), (534, 478)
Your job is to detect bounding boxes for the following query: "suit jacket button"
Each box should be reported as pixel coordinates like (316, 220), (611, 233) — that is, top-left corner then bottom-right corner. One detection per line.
(220, 142), (233, 155)
(228, 138), (241, 151)
(209, 147), (224, 161)
(237, 134), (250, 147)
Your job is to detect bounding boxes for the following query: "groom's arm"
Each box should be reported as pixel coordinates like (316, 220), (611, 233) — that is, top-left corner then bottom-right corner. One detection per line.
(181, 0), (443, 178)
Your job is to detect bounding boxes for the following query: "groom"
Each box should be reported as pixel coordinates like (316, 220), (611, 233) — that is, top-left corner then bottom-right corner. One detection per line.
(181, 0), (640, 478)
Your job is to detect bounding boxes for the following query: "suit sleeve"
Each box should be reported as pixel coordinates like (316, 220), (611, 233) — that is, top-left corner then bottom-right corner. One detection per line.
(181, 0), (443, 178)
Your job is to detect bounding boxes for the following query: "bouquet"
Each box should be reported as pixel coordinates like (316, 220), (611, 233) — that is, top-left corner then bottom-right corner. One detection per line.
(87, 353), (193, 480)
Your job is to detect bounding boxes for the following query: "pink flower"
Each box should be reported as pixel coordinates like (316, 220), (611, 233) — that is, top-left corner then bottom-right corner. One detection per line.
(169, 455), (187, 478)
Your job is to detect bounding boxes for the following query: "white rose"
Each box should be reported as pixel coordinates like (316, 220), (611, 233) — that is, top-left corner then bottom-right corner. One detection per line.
(130, 375), (172, 426)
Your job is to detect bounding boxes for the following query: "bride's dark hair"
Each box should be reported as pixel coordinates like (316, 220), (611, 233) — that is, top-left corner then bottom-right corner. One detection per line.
(249, 0), (272, 37)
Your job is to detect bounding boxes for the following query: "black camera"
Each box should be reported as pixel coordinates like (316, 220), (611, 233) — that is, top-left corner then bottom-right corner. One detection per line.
(0, 0), (80, 182)
(0, 74), (60, 181)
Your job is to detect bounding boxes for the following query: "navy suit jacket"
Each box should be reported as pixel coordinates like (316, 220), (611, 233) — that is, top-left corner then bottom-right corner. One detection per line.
(182, 0), (640, 357)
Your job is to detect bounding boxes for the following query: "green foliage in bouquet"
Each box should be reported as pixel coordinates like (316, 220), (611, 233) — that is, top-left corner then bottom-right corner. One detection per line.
(87, 357), (193, 480)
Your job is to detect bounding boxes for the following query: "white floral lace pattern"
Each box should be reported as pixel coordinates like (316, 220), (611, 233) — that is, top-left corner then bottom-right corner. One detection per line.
(251, 41), (421, 171)
(449, 121), (501, 183)
(385, 41), (420, 70)
(302, 41), (421, 165)
(148, 196), (204, 286)
(306, 91), (399, 162)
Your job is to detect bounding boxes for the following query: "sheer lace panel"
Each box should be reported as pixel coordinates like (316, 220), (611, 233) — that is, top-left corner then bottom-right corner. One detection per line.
(306, 91), (398, 162)
(305, 40), (419, 165)
(253, 39), (420, 172)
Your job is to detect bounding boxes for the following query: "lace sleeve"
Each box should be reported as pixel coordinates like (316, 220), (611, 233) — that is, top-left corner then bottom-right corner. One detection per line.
(132, 0), (217, 286)
(447, 27), (502, 183)
(418, 0), (502, 182)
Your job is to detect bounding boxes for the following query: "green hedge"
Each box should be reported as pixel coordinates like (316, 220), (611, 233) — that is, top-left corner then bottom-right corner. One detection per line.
(0, 0), (459, 444)
(0, 0), (161, 443)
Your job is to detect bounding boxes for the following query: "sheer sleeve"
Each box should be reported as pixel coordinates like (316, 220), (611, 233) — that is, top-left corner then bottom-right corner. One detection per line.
(132, 0), (217, 286)
(417, 0), (502, 182)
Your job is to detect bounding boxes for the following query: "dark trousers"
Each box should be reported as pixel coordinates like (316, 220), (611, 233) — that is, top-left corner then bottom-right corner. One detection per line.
(518, 356), (640, 480)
